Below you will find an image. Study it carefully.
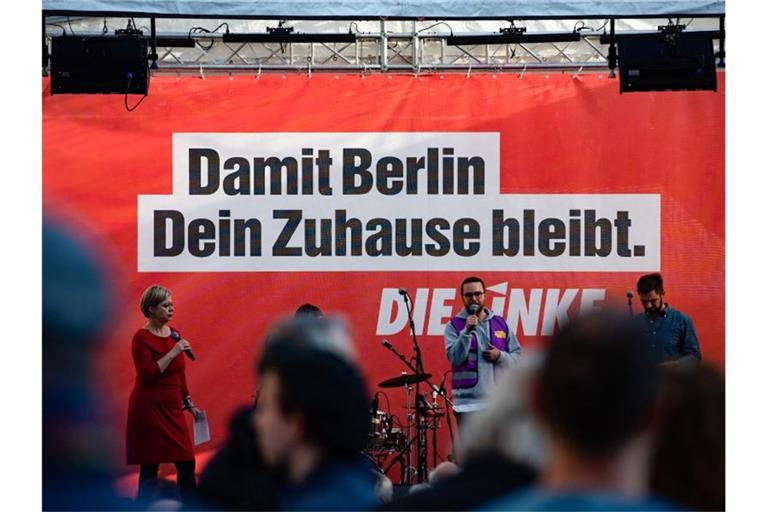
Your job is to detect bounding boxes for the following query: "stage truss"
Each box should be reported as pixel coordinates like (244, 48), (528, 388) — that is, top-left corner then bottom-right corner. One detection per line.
(44, 16), (724, 74)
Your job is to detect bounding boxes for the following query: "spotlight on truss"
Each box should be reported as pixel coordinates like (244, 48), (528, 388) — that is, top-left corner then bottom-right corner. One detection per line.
(223, 26), (356, 44)
(150, 36), (196, 48)
(447, 29), (579, 46)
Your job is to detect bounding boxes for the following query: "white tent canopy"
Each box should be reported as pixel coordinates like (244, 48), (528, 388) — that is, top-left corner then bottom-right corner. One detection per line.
(43, 0), (725, 19)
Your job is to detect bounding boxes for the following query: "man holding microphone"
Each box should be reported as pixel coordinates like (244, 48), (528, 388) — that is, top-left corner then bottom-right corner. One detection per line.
(444, 276), (522, 434)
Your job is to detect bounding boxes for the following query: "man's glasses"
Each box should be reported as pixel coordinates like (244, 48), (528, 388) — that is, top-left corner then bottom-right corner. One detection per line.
(463, 291), (485, 298)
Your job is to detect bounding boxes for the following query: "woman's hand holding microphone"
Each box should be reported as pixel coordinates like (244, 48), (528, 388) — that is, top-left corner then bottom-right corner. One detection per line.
(172, 338), (193, 358)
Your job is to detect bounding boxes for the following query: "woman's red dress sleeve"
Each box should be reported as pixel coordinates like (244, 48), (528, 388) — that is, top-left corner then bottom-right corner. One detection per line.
(132, 331), (162, 383)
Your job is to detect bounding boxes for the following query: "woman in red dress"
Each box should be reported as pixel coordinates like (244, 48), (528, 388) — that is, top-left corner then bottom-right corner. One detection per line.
(126, 285), (201, 502)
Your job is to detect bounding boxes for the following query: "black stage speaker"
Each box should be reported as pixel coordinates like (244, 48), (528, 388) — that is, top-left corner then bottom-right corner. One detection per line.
(618, 35), (716, 93)
(50, 35), (149, 95)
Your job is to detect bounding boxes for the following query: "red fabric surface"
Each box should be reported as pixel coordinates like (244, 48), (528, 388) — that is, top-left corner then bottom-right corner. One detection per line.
(42, 73), (724, 478)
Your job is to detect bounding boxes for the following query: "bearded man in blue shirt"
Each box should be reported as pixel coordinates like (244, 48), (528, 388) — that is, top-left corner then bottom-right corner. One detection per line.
(636, 273), (702, 365)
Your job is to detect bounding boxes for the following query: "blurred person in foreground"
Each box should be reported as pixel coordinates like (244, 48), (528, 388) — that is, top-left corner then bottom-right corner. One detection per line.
(43, 220), (128, 510)
(381, 356), (541, 511)
(483, 311), (672, 511)
(252, 316), (378, 510)
(650, 363), (725, 510)
(126, 285), (202, 504)
(195, 306), (327, 510)
(197, 405), (281, 510)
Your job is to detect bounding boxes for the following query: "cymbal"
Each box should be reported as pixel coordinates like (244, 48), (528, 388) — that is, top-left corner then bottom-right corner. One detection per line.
(378, 373), (432, 388)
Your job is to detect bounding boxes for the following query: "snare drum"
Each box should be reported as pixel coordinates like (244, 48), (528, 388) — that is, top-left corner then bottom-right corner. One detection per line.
(369, 410), (389, 449)
(385, 427), (406, 451)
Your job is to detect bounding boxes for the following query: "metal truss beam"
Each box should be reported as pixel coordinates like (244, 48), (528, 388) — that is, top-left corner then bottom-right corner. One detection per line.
(44, 16), (724, 74)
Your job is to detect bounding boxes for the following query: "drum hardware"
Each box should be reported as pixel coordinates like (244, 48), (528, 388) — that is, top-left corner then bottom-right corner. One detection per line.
(378, 334), (456, 483)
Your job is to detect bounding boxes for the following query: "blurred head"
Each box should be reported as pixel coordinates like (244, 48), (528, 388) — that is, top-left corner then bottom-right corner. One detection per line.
(252, 318), (370, 476)
(408, 483), (431, 495)
(140, 285), (173, 321)
(197, 406), (281, 511)
(651, 364), (725, 510)
(295, 303), (323, 318)
(146, 478), (182, 510)
(43, 220), (120, 509)
(534, 311), (661, 459)
(266, 314), (358, 363)
(461, 276), (486, 313)
(251, 370), (298, 473)
(374, 473), (393, 504)
(459, 353), (545, 470)
(637, 273), (665, 315)
(428, 461), (461, 485)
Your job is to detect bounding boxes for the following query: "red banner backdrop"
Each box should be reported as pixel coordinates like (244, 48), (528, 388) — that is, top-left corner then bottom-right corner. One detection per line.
(42, 72), (724, 483)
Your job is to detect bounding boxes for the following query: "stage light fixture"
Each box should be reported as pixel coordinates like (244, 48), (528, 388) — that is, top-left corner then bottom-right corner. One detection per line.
(222, 26), (356, 44)
(446, 31), (580, 46)
(151, 36), (196, 48)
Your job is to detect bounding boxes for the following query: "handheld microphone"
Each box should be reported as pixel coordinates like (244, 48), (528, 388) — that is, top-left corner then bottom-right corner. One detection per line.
(170, 330), (196, 361)
(398, 288), (407, 296)
(626, 290), (634, 299)
(467, 304), (480, 332)
(381, 339), (393, 349)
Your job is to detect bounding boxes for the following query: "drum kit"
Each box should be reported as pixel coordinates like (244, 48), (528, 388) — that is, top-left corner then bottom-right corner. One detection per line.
(362, 289), (455, 484)
(365, 370), (454, 483)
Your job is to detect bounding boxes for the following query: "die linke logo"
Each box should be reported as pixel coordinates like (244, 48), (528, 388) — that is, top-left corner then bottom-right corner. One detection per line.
(376, 283), (606, 337)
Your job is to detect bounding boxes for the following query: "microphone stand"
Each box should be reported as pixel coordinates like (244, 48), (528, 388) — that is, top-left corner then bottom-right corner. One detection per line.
(626, 291), (634, 318)
(381, 342), (454, 409)
(401, 290), (427, 483)
(436, 370), (455, 464)
(381, 341), (456, 481)
(429, 373), (446, 467)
